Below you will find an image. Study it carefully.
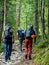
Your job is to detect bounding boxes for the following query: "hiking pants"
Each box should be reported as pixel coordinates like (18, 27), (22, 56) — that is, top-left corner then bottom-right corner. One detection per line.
(4, 39), (12, 61)
(24, 38), (32, 58)
(19, 38), (23, 51)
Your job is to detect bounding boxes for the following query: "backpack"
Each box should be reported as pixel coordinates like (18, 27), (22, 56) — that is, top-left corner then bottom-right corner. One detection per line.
(4, 24), (12, 39)
(18, 30), (24, 39)
(25, 26), (31, 38)
(25, 30), (31, 38)
(25, 25), (36, 38)
(22, 31), (25, 40)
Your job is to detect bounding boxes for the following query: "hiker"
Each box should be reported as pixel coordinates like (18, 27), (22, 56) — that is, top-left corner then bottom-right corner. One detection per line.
(2, 23), (14, 62)
(24, 25), (36, 60)
(17, 27), (25, 52)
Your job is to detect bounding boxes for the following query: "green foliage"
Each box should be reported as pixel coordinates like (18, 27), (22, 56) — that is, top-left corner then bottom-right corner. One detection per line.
(33, 53), (42, 64)
(0, 43), (3, 53)
(34, 39), (49, 48)
(33, 38), (49, 65)
(41, 51), (49, 65)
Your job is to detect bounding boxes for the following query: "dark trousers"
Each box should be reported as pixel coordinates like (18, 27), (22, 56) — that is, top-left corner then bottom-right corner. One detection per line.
(4, 40), (12, 61)
(19, 38), (23, 51)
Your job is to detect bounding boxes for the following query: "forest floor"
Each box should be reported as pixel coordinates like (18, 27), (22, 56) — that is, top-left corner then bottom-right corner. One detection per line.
(0, 40), (39, 65)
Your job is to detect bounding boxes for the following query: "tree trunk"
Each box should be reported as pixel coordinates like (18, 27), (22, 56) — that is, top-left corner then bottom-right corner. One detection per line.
(3, 0), (6, 31)
(48, 0), (49, 34)
(35, 0), (39, 36)
(16, 0), (21, 28)
(0, 1), (4, 44)
(0, 0), (6, 44)
(41, 0), (45, 39)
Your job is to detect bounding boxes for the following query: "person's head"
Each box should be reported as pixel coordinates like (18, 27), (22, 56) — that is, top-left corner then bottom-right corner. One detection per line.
(5, 23), (11, 30)
(27, 25), (30, 30)
(30, 25), (33, 30)
(27, 25), (33, 30)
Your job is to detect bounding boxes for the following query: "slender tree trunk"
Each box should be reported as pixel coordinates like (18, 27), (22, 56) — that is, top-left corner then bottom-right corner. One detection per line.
(48, 0), (49, 34)
(0, 1), (4, 44)
(16, 0), (21, 28)
(25, 0), (30, 29)
(0, 0), (6, 43)
(35, 0), (39, 36)
(26, 15), (27, 29)
(41, 0), (45, 39)
(3, 0), (6, 31)
(0, 10), (4, 44)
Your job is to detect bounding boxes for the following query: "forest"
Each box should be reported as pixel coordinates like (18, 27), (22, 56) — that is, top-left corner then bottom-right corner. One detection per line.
(0, 0), (49, 65)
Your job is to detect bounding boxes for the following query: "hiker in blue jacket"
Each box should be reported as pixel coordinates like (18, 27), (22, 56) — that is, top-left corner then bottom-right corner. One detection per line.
(17, 27), (25, 52)
(2, 23), (14, 62)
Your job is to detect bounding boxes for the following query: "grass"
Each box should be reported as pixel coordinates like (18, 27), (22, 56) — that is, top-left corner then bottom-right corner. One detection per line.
(32, 38), (49, 65)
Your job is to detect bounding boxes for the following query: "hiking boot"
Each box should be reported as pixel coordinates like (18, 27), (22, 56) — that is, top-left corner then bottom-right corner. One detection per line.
(5, 59), (8, 62)
(25, 55), (27, 59)
(9, 57), (11, 60)
(29, 55), (32, 60)
(29, 57), (32, 60)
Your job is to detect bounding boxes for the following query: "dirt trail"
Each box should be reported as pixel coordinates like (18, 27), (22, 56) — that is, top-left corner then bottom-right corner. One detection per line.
(0, 40), (37, 65)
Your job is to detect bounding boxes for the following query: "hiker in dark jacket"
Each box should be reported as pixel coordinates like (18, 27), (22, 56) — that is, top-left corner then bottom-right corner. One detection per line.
(17, 27), (25, 52)
(24, 25), (36, 60)
(2, 23), (14, 62)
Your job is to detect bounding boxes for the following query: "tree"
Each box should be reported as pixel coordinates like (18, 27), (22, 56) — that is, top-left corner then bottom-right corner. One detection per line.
(41, 0), (45, 39)
(16, 0), (21, 28)
(3, 0), (6, 31)
(35, 0), (39, 36)
(48, 0), (49, 34)
(0, 1), (4, 44)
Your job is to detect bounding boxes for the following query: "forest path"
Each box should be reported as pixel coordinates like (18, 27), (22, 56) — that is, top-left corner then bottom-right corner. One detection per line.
(0, 40), (38, 65)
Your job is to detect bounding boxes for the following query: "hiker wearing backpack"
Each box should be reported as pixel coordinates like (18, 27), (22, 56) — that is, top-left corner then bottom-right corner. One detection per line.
(17, 27), (25, 52)
(24, 25), (36, 60)
(2, 23), (14, 62)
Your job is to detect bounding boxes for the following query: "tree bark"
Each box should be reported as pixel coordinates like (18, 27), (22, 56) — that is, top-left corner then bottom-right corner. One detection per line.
(0, 1), (4, 44)
(41, 0), (45, 39)
(48, 0), (49, 34)
(16, 0), (21, 28)
(35, 0), (39, 36)
(3, 0), (6, 31)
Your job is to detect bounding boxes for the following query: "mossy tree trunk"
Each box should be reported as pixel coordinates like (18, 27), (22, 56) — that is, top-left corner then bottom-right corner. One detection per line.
(35, 0), (39, 36)
(16, 0), (21, 28)
(48, 0), (49, 34)
(41, 0), (45, 39)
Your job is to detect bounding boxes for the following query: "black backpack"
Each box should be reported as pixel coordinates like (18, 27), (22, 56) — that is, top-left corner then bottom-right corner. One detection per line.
(22, 31), (25, 40)
(19, 30), (25, 39)
(4, 24), (12, 39)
